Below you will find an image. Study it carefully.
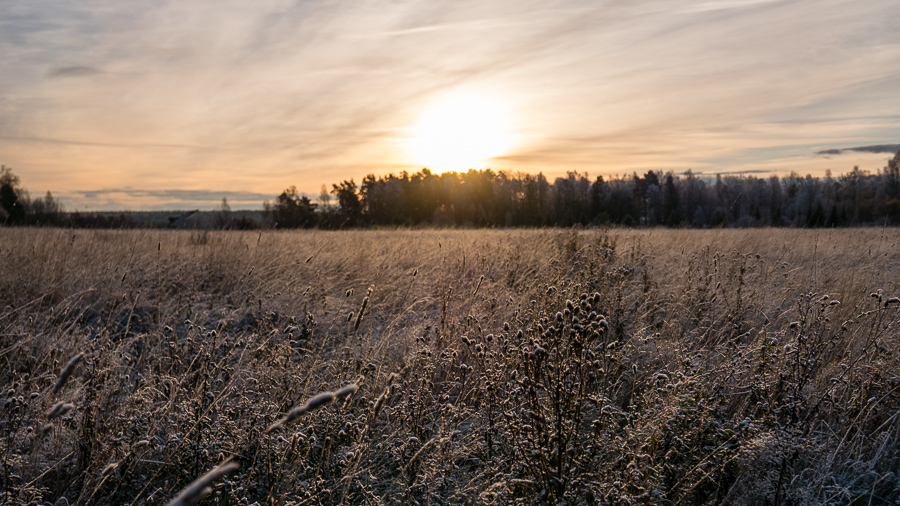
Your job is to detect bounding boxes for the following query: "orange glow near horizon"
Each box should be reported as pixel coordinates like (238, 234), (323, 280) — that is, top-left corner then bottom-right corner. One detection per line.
(407, 94), (515, 173)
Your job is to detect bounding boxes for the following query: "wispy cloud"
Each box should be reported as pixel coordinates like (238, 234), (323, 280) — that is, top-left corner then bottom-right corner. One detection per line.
(76, 188), (274, 202)
(63, 188), (279, 211)
(816, 144), (900, 156)
(49, 66), (103, 78)
(687, 0), (783, 13)
(695, 169), (775, 176)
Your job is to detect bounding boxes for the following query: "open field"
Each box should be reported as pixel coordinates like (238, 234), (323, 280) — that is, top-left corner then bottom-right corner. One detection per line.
(2, 228), (899, 505)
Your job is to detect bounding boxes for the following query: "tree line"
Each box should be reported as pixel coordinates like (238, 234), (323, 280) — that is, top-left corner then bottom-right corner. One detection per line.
(269, 149), (900, 229)
(1, 166), (63, 226)
(3, 150), (900, 229)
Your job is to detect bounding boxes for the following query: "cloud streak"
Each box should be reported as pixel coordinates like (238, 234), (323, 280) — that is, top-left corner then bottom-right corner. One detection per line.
(49, 66), (104, 78)
(816, 144), (900, 156)
(63, 188), (279, 211)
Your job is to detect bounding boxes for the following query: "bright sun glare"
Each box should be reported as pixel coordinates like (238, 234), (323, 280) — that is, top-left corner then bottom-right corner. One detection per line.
(408, 94), (514, 173)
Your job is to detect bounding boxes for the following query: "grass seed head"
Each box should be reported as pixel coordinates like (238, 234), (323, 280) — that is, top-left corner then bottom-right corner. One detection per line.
(354, 297), (369, 331)
(47, 402), (74, 419)
(267, 384), (358, 432)
(53, 352), (85, 394)
(165, 460), (239, 506)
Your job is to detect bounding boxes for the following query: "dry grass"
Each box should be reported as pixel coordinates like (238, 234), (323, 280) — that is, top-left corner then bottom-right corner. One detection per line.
(1, 227), (899, 505)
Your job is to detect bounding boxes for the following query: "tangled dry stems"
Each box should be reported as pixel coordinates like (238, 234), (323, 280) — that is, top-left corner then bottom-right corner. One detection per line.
(0, 228), (898, 505)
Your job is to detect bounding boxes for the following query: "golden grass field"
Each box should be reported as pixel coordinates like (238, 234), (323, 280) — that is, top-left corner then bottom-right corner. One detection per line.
(2, 228), (899, 505)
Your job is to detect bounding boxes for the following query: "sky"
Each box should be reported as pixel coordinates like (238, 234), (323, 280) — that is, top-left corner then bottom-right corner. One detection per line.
(1, 0), (899, 210)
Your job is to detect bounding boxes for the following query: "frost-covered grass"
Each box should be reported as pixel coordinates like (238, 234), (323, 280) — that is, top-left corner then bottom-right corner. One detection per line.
(1, 228), (899, 505)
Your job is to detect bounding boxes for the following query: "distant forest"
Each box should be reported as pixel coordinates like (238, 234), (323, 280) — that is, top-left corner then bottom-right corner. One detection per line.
(2, 149), (900, 229)
(272, 149), (900, 229)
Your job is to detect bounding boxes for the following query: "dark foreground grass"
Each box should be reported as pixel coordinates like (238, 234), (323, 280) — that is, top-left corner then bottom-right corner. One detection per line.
(1, 228), (899, 505)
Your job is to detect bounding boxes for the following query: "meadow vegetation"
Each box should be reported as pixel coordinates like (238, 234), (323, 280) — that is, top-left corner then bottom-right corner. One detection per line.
(1, 228), (899, 505)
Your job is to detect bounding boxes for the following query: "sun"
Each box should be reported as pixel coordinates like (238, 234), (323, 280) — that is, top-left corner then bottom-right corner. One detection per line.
(408, 94), (514, 173)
